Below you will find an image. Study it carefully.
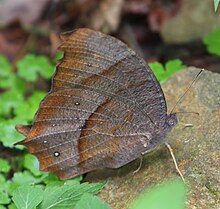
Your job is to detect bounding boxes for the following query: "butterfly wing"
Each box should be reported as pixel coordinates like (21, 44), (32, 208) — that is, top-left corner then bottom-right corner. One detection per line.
(17, 28), (167, 180)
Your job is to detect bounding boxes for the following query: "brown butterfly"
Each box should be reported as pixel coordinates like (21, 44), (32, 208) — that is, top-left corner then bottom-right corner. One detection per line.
(16, 28), (179, 180)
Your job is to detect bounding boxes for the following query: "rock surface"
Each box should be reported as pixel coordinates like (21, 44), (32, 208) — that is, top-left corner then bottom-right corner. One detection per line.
(160, 0), (220, 43)
(85, 68), (220, 209)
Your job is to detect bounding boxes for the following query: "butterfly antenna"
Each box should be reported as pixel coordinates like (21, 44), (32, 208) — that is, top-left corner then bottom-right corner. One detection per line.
(170, 69), (204, 114)
(164, 142), (185, 183)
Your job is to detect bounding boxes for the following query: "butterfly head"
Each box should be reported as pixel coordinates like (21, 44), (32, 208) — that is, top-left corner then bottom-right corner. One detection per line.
(149, 113), (178, 147)
(165, 113), (178, 128)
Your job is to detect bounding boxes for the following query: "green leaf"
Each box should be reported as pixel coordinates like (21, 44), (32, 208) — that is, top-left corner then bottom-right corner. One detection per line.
(203, 28), (220, 56)
(52, 52), (64, 64)
(64, 176), (83, 185)
(9, 171), (43, 195)
(12, 185), (43, 209)
(0, 55), (11, 77)
(17, 54), (54, 82)
(15, 91), (46, 121)
(0, 205), (7, 209)
(23, 154), (42, 176)
(8, 203), (17, 209)
(149, 62), (165, 81)
(214, 0), (220, 12)
(165, 59), (186, 77)
(0, 175), (11, 205)
(0, 174), (10, 196)
(0, 90), (24, 116)
(0, 118), (27, 148)
(0, 158), (10, 173)
(75, 193), (111, 209)
(149, 59), (186, 83)
(0, 74), (26, 94)
(0, 190), (10, 205)
(0, 55), (26, 93)
(42, 173), (65, 187)
(129, 178), (187, 209)
(43, 174), (82, 187)
(38, 182), (106, 209)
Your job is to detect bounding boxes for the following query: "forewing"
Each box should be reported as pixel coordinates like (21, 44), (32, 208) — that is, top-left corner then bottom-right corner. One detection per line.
(55, 28), (167, 124)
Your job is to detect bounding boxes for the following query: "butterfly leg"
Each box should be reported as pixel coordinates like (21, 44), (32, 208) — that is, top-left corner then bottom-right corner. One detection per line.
(133, 155), (143, 174)
(164, 142), (185, 183)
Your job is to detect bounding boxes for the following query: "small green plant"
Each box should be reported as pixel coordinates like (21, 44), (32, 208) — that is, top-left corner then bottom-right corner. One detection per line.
(203, 28), (220, 57)
(149, 59), (186, 83)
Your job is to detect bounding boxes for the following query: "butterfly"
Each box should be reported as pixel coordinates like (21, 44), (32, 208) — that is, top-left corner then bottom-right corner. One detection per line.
(16, 28), (179, 180)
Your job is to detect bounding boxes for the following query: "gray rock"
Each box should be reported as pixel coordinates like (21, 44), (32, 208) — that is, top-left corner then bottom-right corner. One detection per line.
(86, 68), (220, 209)
(160, 0), (220, 43)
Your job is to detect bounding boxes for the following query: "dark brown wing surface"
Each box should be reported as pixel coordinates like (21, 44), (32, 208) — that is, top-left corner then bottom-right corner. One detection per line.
(17, 28), (167, 180)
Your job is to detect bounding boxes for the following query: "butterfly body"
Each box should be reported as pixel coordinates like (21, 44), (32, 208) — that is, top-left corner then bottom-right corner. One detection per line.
(16, 28), (178, 180)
